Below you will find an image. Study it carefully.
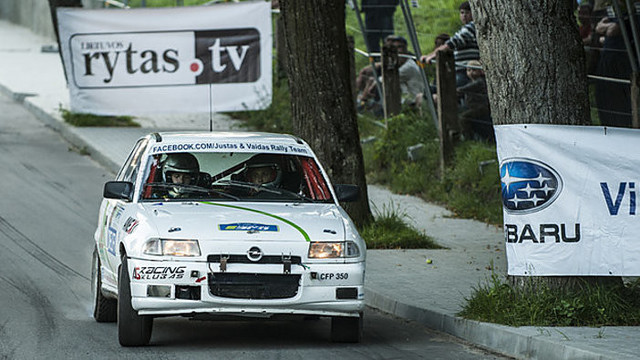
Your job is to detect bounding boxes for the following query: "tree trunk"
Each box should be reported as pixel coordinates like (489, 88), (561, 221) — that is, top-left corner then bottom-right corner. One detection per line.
(469, 0), (619, 289)
(470, 0), (590, 126)
(279, 0), (373, 227)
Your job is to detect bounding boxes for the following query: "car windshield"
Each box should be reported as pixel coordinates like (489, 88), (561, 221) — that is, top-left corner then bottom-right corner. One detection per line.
(139, 151), (334, 203)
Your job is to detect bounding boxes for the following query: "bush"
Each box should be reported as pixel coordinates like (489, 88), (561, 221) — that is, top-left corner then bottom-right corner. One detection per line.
(360, 203), (441, 249)
(361, 111), (502, 224)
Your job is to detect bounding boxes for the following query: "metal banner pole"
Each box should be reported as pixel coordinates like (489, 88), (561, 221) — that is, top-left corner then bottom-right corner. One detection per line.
(624, 0), (640, 69)
(399, 0), (439, 129)
(209, 83), (214, 132)
(352, 0), (385, 114)
(612, 0), (638, 72)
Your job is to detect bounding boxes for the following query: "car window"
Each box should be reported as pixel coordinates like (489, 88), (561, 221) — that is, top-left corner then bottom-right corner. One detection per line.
(117, 138), (148, 183)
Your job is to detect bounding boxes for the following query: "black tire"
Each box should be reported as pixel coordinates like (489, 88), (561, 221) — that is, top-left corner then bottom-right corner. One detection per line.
(118, 254), (153, 346)
(330, 313), (363, 343)
(91, 246), (116, 322)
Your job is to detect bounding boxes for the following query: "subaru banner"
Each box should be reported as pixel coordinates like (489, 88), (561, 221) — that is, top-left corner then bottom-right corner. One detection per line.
(496, 124), (640, 276)
(57, 2), (271, 115)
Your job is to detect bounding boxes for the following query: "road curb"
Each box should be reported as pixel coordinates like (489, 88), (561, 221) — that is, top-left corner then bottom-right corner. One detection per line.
(0, 83), (122, 174)
(364, 288), (610, 360)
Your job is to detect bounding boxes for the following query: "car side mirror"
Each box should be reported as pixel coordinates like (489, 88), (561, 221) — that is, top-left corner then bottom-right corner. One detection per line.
(334, 184), (359, 202)
(104, 181), (133, 201)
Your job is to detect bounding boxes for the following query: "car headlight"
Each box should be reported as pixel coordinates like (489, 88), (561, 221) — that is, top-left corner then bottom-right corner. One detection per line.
(142, 239), (201, 257)
(308, 241), (360, 259)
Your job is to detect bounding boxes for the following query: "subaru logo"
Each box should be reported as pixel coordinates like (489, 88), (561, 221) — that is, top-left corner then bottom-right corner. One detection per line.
(247, 246), (263, 262)
(500, 158), (562, 214)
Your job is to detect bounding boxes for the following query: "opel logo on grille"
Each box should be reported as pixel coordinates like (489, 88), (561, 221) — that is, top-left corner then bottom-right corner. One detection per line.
(247, 246), (263, 262)
(500, 158), (563, 214)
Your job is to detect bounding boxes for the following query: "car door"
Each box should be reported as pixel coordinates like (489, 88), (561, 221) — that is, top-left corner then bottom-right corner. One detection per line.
(100, 138), (149, 286)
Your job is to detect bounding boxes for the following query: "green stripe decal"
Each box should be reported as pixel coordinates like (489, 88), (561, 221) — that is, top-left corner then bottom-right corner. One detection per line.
(200, 202), (311, 242)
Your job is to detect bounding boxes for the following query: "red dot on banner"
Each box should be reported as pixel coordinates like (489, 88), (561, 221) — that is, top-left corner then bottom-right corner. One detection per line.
(190, 62), (199, 72)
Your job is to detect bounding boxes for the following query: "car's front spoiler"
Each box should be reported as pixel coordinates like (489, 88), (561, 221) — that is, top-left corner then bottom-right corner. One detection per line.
(128, 257), (365, 318)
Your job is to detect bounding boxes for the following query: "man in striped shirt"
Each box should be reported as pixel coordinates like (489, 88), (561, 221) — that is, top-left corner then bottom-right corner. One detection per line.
(421, 1), (480, 88)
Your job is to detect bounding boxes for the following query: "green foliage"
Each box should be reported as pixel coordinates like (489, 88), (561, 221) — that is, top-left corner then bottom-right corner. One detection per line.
(443, 142), (502, 223)
(360, 203), (441, 249)
(346, 1), (462, 71)
(60, 107), (139, 127)
(227, 75), (292, 133)
(361, 112), (502, 224)
(460, 273), (640, 326)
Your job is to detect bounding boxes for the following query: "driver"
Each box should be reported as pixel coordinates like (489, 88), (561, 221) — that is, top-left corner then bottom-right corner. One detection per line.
(243, 160), (282, 197)
(162, 153), (199, 198)
(245, 164), (279, 187)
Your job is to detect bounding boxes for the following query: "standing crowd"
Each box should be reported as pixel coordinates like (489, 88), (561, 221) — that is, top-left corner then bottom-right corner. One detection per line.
(355, 0), (640, 142)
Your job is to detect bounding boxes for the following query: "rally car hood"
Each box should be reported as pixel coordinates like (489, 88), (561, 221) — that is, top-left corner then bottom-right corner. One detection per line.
(140, 201), (346, 242)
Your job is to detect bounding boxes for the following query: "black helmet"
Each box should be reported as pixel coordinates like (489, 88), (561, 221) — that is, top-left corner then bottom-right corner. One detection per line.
(162, 153), (199, 184)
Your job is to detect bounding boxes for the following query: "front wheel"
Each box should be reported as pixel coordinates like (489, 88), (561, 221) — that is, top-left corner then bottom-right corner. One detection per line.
(118, 254), (152, 346)
(330, 313), (363, 343)
(91, 246), (116, 322)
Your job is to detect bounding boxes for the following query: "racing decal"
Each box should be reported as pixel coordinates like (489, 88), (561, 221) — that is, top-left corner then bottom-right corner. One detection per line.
(107, 227), (117, 255)
(150, 142), (309, 155)
(123, 217), (139, 234)
(219, 223), (279, 232)
(113, 204), (125, 221)
(133, 266), (186, 280)
(201, 201), (310, 242)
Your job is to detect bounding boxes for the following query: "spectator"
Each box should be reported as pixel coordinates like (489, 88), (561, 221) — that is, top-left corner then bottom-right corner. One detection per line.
(420, 1), (480, 88)
(457, 60), (492, 141)
(356, 35), (424, 114)
(414, 33), (450, 109)
(578, 3), (594, 43)
(594, 7), (633, 127)
(361, 0), (400, 57)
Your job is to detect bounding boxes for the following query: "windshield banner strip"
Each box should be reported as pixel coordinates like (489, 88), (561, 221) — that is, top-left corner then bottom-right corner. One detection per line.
(200, 201), (311, 242)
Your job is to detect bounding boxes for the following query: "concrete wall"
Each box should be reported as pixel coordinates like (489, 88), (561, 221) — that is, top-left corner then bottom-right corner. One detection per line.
(0, 0), (96, 41)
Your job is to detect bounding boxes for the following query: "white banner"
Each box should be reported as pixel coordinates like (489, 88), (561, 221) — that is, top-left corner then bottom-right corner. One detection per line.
(57, 2), (272, 115)
(495, 124), (640, 276)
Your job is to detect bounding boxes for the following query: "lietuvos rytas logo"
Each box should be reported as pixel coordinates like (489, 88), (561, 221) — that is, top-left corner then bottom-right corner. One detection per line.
(500, 158), (562, 214)
(70, 29), (260, 89)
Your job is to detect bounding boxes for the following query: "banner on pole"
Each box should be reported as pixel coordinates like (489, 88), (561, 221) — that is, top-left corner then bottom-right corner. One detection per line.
(57, 2), (272, 115)
(496, 124), (640, 276)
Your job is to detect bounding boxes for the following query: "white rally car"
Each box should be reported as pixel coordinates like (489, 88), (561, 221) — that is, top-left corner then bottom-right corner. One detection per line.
(91, 132), (366, 346)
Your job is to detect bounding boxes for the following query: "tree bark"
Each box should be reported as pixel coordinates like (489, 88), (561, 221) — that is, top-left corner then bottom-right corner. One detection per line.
(279, 0), (373, 227)
(470, 0), (619, 289)
(470, 0), (590, 126)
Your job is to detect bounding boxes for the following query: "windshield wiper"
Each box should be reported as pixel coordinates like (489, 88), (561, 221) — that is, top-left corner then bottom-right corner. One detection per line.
(216, 180), (316, 202)
(215, 180), (280, 194)
(268, 187), (317, 203)
(144, 182), (240, 201)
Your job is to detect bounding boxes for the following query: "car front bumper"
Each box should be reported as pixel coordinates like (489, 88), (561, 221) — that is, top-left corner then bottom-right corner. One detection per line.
(127, 257), (365, 318)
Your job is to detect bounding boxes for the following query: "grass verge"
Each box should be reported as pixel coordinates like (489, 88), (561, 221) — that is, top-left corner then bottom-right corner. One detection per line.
(60, 108), (139, 127)
(360, 203), (441, 249)
(459, 272), (640, 326)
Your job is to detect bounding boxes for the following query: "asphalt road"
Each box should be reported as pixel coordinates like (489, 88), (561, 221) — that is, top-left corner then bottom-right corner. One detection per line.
(0, 92), (509, 359)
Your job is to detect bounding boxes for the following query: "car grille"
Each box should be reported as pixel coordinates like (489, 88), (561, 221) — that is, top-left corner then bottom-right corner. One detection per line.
(208, 273), (301, 299)
(207, 254), (302, 265)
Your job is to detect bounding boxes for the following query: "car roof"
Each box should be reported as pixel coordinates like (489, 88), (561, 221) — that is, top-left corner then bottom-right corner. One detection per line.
(147, 131), (304, 145)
